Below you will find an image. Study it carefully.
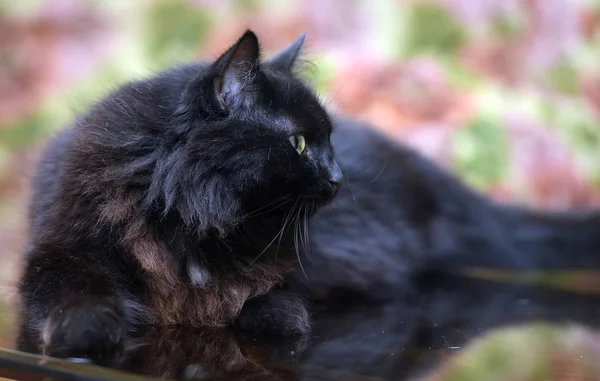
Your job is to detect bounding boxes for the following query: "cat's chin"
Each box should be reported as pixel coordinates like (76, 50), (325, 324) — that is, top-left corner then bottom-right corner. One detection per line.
(305, 187), (340, 207)
(298, 196), (335, 214)
(302, 183), (341, 209)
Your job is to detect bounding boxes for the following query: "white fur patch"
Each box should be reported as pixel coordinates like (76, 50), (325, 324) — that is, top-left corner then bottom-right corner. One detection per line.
(187, 259), (211, 288)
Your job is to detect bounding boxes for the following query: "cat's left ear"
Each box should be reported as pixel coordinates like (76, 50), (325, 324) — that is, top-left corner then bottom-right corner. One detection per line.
(267, 32), (306, 72)
(213, 30), (261, 111)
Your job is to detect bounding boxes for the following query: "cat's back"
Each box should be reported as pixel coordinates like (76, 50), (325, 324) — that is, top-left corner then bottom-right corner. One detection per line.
(26, 63), (204, 243)
(28, 127), (76, 241)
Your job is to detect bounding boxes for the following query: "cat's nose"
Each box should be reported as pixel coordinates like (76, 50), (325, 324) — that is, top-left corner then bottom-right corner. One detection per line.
(328, 161), (343, 190)
(329, 176), (342, 189)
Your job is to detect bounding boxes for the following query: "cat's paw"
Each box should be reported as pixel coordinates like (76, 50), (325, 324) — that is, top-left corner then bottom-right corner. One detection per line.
(236, 291), (310, 336)
(42, 297), (126, 366)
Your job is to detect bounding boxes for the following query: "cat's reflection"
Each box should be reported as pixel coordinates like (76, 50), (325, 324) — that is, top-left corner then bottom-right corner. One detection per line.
(302, 273), (600, 380)
(113, 275), (600, 381)
(118, 325), (305, 381)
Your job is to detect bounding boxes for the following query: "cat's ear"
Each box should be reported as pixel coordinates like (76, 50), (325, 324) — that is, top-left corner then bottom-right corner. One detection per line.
(267, 32), (306, 72)
(213, 30), (261, 111)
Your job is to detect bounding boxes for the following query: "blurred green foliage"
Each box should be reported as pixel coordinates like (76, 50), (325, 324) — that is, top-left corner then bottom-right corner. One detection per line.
(144, 0), (212, 69)
(403, 3), (466, 57)
(452, 117), (509, 189)
(430, 324), (599, 381)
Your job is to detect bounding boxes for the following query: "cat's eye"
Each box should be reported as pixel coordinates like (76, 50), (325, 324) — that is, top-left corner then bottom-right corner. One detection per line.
(289, 134), (306, 154)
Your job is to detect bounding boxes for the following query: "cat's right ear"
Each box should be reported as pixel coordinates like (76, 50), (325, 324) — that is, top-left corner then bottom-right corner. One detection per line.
(212, 30), (261, 111)
(267, 33), (306, 72)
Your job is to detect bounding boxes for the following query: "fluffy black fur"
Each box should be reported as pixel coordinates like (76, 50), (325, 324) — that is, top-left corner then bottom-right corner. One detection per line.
(17, 30), (341, 365)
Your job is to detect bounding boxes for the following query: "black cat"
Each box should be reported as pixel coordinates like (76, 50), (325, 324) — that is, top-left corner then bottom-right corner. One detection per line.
(17, 28), (600, 368)
(17, 30), (341, 365)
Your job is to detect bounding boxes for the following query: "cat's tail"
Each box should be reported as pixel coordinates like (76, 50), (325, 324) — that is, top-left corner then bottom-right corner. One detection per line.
(423, 207), (600, 273)
(504, 208), (600, 269)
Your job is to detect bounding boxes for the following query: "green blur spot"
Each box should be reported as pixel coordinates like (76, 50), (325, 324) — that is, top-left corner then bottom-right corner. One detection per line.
(452, 117), (509, 189)
(403, 3), (466, 57)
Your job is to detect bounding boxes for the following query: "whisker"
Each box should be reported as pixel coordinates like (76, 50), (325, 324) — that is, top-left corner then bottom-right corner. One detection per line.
(339, 160), (357, 202)
(248, 224), (285, 266)
(248, 198), (299, 267)
(248, 199), (292, 218)
(302, 203), (312, 262)
(274, 198), (299, 264)
(244, 193), (293, 218)
(294, 205), (309, 280)
(369, 159), (388, 184)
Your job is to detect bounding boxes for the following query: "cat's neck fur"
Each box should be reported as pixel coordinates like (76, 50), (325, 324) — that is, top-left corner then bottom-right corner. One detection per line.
(118, 210), (299, 326)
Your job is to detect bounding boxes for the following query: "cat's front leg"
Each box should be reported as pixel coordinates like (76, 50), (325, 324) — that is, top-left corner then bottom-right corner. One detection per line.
(18, 247), (128, 366)
(41, 296), (126, 365)
(235, 290), (310, 336)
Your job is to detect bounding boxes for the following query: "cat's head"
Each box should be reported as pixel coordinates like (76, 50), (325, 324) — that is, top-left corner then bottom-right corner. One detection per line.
(167, 30), (342, 233)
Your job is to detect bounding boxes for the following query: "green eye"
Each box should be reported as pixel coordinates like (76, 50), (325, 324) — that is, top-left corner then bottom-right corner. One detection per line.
(289, 134), (306, 154)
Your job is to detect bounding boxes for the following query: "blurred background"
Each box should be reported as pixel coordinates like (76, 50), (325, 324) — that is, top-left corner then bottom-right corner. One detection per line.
(1, 0), (600, 378)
